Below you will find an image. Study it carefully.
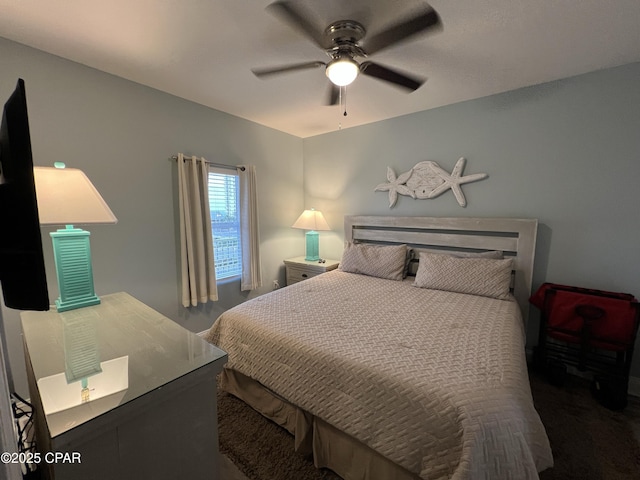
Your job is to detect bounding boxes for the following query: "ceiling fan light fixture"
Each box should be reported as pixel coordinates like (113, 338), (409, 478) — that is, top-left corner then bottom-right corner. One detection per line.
(325, 57), (359, 86)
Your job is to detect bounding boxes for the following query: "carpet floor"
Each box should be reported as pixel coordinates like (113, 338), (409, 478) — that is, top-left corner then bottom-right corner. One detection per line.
(218, 370), (640, 480)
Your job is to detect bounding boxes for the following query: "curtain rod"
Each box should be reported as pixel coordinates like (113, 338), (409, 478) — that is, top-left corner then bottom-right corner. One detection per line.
(169, 155), (245, 171)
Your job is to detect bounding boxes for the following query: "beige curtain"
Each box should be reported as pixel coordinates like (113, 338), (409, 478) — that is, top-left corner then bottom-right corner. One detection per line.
(238, 165), (262, 291)
(177, 154), (218, 306)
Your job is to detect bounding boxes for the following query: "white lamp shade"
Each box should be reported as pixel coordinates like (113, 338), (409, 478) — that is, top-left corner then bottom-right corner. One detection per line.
(326, 58), (359, 86)
(33, 167), (117, 226)
(292, 209), (330, 231)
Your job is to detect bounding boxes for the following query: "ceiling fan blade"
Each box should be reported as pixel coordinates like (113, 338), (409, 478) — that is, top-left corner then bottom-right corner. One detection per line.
(252, 61), (325, 78)
(326, 84), (340, 105)
(363, 5), (441, 55)
(266, 1), (330, 50)
(360, 62), (425, 91)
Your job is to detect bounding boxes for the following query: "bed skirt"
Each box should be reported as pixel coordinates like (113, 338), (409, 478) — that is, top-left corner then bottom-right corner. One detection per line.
(220, 367), (420, 480)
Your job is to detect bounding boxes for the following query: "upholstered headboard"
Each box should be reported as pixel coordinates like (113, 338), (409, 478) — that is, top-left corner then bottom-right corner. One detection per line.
(344, 216), (538, 324)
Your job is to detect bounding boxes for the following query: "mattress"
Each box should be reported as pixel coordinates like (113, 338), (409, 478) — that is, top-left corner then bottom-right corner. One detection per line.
(205, 269), (553, 479)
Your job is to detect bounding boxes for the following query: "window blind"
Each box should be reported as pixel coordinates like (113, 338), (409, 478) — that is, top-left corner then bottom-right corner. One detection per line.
(208, 168), (241, 279)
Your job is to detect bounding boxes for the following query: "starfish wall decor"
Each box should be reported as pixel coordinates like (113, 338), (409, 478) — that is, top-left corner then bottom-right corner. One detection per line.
(374, 157), (488, 208)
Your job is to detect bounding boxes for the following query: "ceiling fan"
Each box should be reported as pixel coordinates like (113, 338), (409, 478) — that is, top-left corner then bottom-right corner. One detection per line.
(252, 1), (443, 105)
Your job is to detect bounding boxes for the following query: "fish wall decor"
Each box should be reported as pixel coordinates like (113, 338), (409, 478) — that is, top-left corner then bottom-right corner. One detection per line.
(374, 157), (488, 208)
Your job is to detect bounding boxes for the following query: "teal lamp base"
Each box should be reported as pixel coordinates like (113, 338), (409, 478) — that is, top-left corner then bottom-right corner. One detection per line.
(51, 225), (101, 312)
(304, 230), (320, 261)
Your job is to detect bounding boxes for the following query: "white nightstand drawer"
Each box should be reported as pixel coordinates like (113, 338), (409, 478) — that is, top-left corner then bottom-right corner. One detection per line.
(283, 257), (340, 286)
(286, 266), (322, 284)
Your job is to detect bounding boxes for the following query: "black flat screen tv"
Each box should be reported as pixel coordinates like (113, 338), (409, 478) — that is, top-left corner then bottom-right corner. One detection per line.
(0, 79), (49, 311)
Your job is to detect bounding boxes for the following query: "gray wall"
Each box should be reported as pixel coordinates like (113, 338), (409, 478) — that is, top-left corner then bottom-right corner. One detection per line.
(302, 62), (640, 377)
(0, 37), (305, 396)
(2, 33), (639, 399)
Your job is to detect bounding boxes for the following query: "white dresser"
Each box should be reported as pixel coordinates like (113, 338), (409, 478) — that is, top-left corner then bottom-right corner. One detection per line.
(21, 292), (227, 480)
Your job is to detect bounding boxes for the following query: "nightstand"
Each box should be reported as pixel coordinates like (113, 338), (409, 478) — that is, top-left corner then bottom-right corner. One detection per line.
(284, 256), (340, 285)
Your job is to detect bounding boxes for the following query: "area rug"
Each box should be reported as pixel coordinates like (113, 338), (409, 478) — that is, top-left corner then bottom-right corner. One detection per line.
(218, 371), (640, 480)
(532, 371), (640, 479)
(217, 389), (340, 480)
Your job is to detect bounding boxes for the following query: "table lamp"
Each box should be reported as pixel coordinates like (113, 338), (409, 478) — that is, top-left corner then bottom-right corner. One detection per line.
(291, 208), (330, 261)
(33, 163), (117, 312)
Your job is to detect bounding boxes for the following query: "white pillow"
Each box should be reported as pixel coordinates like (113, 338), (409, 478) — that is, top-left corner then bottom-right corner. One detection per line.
(339, 242), (407, 281)
(413, 252), (514, 300)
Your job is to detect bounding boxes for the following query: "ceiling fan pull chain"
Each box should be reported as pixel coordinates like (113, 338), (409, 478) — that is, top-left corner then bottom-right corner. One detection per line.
(342, 86), (348, 116)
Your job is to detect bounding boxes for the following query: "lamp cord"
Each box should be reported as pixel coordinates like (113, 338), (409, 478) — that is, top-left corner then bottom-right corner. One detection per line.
(10, 392), (37, 473)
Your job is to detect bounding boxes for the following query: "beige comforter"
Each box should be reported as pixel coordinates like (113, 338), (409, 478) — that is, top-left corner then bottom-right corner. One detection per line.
(205, 270), (553, 479)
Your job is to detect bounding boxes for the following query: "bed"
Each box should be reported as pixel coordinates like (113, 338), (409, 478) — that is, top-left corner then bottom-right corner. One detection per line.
(204, 216), (553, 479)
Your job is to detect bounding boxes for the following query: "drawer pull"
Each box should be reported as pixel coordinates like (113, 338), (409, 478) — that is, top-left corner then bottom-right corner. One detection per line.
(302, 273), (308, 278)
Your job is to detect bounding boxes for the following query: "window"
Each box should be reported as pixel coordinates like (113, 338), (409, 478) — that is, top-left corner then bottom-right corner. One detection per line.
(208, 168), (241, 279)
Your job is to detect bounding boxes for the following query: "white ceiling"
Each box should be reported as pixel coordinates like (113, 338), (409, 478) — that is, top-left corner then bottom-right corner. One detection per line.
(1, 0), (639, 138)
